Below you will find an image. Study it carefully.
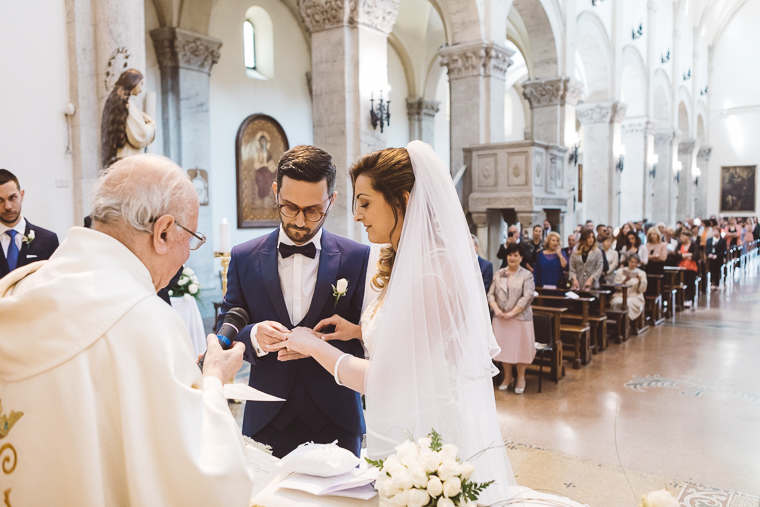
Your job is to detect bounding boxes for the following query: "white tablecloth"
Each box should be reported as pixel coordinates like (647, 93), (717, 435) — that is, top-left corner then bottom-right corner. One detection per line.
(170, 295), (207, 356)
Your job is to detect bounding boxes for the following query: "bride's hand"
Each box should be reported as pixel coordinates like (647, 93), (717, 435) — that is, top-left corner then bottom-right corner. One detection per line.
(315, 314), (362, 342)
(275, 327), (322, 360)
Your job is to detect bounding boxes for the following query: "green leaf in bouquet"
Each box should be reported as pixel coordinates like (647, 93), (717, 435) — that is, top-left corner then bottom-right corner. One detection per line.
(460, 479), (494, 501)
(428, 428), (443, 452)
(365, 457), (385, 470)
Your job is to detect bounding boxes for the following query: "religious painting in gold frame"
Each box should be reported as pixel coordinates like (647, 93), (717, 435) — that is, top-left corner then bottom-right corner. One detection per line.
(236, 114), (289, 228)
(720, 165), (756, 213)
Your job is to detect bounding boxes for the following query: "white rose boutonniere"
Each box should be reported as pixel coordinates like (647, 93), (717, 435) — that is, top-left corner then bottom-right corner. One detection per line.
(22, 230), (35, 245)
(332, 278), (348, 307)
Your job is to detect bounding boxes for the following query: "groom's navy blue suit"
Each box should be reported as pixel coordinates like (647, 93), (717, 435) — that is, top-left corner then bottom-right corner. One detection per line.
(218, 229), (369, 458)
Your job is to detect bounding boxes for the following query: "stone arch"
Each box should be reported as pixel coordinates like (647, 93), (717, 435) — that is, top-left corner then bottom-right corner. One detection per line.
(388, 34), (417, 98)
(676, 86), (692, 136)
(576, 10), (612, 102)
(620, 45), (647, 117)
(696, 99), (708, 143)
(653, 69), (672, 126)
(152, 0), (215, 34)
(508, 0), (561, 79)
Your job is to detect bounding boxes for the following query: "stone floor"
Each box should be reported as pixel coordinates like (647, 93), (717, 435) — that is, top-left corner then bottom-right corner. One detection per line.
(498, 273), (760, 506)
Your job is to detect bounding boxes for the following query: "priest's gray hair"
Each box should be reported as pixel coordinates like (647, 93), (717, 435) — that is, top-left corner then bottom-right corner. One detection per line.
(91, 154), (197, 233)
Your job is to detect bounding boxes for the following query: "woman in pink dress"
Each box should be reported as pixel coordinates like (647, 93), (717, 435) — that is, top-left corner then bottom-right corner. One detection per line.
(488, 243), (536, 394)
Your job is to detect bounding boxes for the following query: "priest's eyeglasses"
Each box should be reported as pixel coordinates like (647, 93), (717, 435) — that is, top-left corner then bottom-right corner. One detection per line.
(176, 223), (207, 250)
(276, 197), (333, 222)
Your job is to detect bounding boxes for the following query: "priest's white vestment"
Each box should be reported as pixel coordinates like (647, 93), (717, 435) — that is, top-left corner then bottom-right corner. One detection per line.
(0, 227), (253, 506)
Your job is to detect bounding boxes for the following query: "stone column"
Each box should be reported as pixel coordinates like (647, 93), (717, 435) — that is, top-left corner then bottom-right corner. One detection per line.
(406, 97), (440, 146)
(676, 139), (699, 220)
(470, 211), (488, 259)
(695, 147), (711, 218)
(299, 0), (400, 239)
(576, 101), (627, 227)
(643, 122), (656, 222)
(440, 41), (513, 175)
(150, 27), (222, 326)
(620, 118), (650, 223)
(652, 129), (681, 225)
(65, 0), (147, 222)
(522, 77), (583, 145)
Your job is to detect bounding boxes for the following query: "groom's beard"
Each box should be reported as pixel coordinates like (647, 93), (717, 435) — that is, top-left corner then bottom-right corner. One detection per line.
(282, 218), (325, 245)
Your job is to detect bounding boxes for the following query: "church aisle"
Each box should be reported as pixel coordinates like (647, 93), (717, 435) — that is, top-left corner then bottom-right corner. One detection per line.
(498, 277), (760, 505)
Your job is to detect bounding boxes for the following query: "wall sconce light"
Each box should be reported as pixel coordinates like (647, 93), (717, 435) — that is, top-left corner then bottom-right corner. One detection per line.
(661, 50), (671, 64)
(591, 0), (605, 5)
(64, 103), (76, 155)
(683, 69), (692, 81)
(700, 86), (709, 96)
(616, 145), (626, 172)
(694, 167), (701, 186)
(632, 23), (644, 40)
(370, 90), (391, 133)
(675, 160), (683, 183)
(649, 154), (659, 179)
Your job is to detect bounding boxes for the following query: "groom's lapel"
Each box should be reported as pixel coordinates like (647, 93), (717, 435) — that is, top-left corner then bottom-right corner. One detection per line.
(259, 230), (293, 328)
(302, 230), (341, 328)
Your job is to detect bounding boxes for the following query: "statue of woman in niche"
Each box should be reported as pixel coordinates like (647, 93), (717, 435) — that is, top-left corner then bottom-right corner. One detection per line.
(100, 68), (156, 168)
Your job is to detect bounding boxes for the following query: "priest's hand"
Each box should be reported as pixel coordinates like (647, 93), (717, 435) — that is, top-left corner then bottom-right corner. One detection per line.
(256, 321), (289, 352)
(202, 334), (245, 382)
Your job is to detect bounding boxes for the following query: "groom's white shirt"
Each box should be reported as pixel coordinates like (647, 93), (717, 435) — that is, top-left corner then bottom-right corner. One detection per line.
(0, 227), (253, 507)
(251, 226), (322, 356)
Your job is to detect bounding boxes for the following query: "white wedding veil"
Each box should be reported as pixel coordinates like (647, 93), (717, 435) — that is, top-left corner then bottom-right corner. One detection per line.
(365, 141), (517, 503)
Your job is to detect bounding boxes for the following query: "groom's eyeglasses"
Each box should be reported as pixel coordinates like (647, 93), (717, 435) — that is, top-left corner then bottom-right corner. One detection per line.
(276, 197), (333, 223)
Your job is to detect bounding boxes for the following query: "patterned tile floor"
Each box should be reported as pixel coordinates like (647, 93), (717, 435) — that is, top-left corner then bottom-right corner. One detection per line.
(497, 273), (760, 505)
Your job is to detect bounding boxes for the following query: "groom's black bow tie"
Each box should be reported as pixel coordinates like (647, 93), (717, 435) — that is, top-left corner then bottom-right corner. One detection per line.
(279, 242), (317, 259)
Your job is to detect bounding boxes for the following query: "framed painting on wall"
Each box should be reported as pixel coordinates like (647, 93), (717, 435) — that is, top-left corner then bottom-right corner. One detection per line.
(720, 165), (757, 213)
(236, 114), (290, 228)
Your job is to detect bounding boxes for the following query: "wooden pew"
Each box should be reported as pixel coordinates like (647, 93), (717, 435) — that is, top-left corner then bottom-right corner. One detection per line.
(664, 266), (687, 312)
(644, 274), (665, 326)
(660, 270), (679, 318)
(531, 305), (568, 381)
(533, 293), (594, 370)
(537, 288), (609, 354)
(601, 284), (629, 344)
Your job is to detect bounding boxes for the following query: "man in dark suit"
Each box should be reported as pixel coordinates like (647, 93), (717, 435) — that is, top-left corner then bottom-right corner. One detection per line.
(218, 146), (369, 459)
(705, 225), (727, 289)
(0, 169), (59, 279)
(471, 234), (493, 293)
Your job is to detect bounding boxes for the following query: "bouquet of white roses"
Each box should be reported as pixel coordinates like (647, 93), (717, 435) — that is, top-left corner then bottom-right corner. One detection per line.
(367, 430), (493, 507)
(168, 266), (202, 302)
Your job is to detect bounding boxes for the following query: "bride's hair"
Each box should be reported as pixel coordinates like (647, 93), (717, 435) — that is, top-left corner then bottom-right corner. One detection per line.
(349, 148), (415, 291)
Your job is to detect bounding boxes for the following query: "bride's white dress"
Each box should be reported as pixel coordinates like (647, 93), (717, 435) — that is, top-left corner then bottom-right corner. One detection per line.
(358, 141), (589, 507)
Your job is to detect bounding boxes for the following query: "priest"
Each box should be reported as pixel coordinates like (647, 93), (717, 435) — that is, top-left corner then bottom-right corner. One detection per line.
(0, 155), (253, 506)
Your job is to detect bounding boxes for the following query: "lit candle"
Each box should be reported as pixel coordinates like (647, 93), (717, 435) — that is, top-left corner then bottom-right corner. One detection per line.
(220, 218), (231, 253)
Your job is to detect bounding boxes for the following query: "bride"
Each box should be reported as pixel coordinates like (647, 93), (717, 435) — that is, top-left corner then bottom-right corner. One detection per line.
(279, 142), (583, 506)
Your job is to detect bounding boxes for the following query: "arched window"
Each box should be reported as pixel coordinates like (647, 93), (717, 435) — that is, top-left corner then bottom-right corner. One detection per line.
(244, 6), (274, 80)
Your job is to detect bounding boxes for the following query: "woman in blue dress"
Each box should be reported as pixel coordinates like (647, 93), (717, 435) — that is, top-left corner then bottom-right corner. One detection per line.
(533, 231), (569, 287)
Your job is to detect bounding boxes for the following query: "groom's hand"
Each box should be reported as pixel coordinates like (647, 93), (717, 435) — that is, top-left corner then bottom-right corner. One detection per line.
(256, 321), (290, 352)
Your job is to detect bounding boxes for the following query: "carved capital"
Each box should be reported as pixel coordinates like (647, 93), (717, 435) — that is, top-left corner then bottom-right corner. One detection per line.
(150, 28), (222, 75)
(439, 42), (513, 80)
(679, 138), (697, 155)
(576, 101), (627, 125)
(654, 128), (680, 146)
(698, 146), (712, 160)
(298, 0), (400, 34)
(406, 97), (440, 119)
(470, 212), (488, 227)
(522, 77), (582, 109)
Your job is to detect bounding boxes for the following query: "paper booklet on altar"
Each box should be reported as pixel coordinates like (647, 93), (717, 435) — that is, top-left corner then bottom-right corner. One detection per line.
(245, 441), (283, 498)
(276, 469), (379, 500)
(224, 382), (284, 402)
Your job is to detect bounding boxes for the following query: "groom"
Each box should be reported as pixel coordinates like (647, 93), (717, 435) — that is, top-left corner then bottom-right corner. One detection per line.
(218, 145), (370, 458)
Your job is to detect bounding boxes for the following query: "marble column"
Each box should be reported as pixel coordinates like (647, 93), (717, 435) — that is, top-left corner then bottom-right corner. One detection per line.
(65, 0), (147, 222)
(652, 129), (681, 225)
(471, 211), (488, 260)
(642, 122), (656, 222)
(677, 138), (698, 220)
(522, 77), (583, 145)
(695, 147), (711, 218)
(406, 97), (440, 146)
(299, 0), (400, 239)
(439, 41), (513, 175)
(576, 101), (627, 227)
(150, 27), (222, 326)
(620, 118), (650, 223)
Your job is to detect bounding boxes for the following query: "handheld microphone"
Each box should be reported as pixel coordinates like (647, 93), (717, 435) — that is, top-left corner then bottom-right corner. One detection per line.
(198, 307), (249, 372)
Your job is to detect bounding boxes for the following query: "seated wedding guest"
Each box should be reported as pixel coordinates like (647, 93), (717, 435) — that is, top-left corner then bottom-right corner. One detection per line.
(706, 226), (727, 289)
(620, 231), (649, 266)
(533, 231), (568, 288)
(611, 253), (648, 322)
(645, 227), (669, 275)
(569, 228), (604, 290)
(0, 155), (253, 506)
(0, 169), (59, 279)
(664, 227), (678, 253)
(674, 229), (699, 307)
(595, 224), (610, 276)
(472, 233), (493, 293)
(602, 236), (619, 284)
(614, 222), (634, 251)
(488, 243), (535, 394)
(497, 224), (530, 269)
